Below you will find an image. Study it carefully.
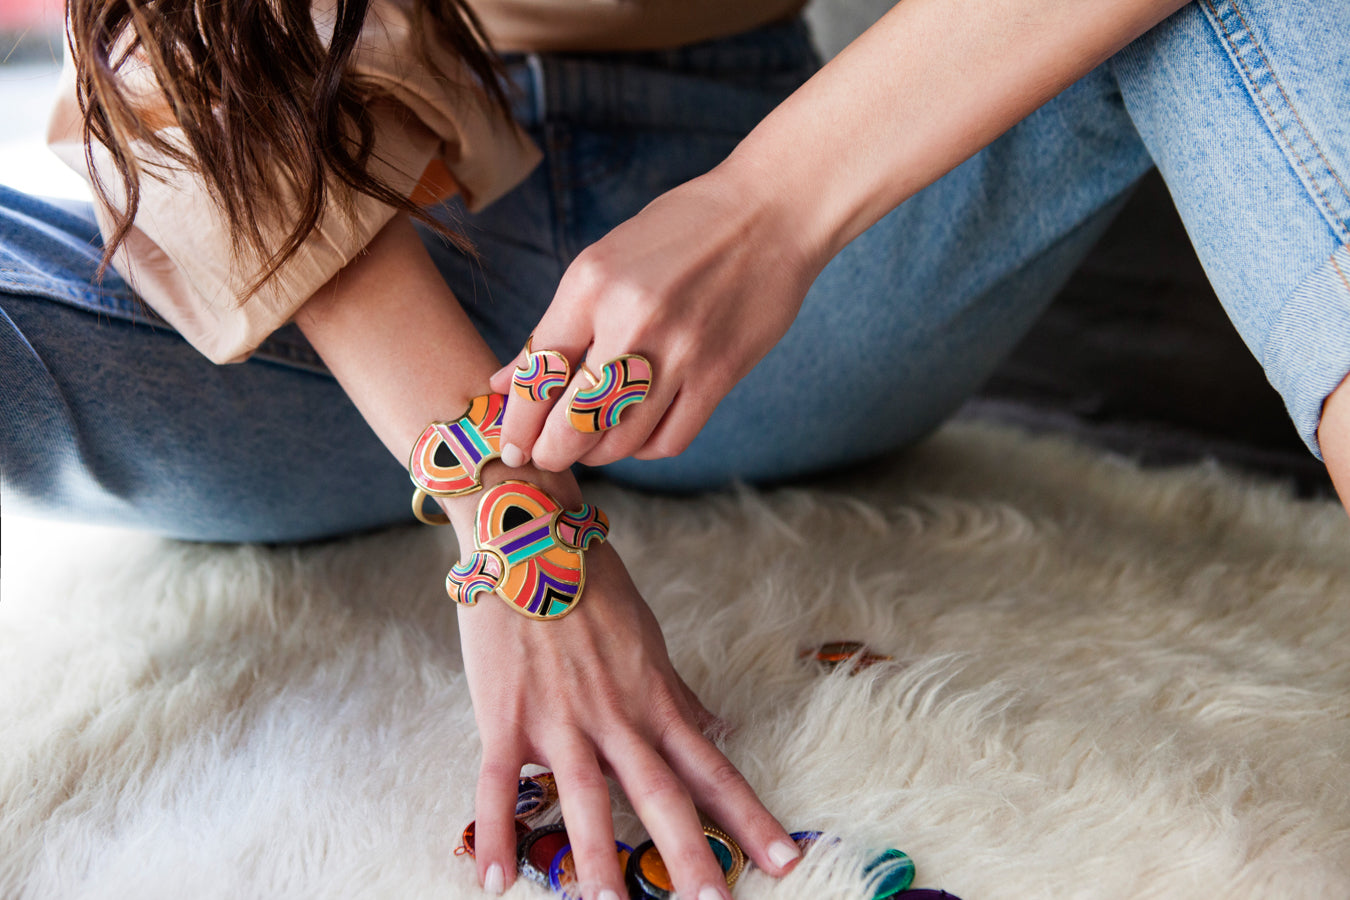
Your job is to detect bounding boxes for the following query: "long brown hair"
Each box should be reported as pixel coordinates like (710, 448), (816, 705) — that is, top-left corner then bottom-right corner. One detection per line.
(67, 0), (508, 296)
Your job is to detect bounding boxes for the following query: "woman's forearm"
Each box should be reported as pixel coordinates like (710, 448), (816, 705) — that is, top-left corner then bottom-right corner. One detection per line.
(294, 215), (583, 531)
(724, 0), (1189, 264)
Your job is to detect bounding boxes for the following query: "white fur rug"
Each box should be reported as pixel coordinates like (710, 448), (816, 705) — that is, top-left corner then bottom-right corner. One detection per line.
(4, 423), (1350, 899)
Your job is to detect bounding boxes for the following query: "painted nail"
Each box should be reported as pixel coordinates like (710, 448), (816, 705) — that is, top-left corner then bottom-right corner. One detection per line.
(501, 443), (527, 468)
(697, 886), (727, 900)
(768, 840), (801, 870)
(484, 863), (504, 894)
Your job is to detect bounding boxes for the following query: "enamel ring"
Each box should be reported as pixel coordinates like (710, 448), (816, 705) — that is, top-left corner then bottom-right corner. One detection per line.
(701, 820), (747, 887)
(515, 771), (559, 821)
(455, 818), (531, 858)
(512, 337), (571, 403)
(518, 824), (571, 886)
(565, 353), (654, 433)
(549, 841), (633, 893)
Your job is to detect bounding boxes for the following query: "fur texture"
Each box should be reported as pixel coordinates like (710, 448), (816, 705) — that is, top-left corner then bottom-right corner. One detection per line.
(3, 423), (1349, 899)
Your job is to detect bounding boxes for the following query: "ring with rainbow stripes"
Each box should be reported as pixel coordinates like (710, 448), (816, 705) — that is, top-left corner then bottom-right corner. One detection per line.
(511, 337), (571, 403)
(566, 354), (654, 433)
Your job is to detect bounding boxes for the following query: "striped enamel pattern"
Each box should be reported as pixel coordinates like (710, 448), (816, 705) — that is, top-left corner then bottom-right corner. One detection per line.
(464, 481), (609, 619)
(863, 848), (916, 898)
(512, 344), (571, 402)
(515, 772), (559, 821)
(566, 355), (653, 433)
(444, 550), (504, 606)
(408, 394), (506, 497)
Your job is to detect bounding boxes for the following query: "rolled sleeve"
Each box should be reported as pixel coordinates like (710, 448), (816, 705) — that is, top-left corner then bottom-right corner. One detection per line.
(47, 0), (540, 364)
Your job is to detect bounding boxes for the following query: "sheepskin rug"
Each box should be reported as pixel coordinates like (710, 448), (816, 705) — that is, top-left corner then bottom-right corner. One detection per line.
(4, 422), (1350, 900)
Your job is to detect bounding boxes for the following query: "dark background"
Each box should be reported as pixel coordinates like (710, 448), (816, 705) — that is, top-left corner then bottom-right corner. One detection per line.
(969, 170), (1334, 499)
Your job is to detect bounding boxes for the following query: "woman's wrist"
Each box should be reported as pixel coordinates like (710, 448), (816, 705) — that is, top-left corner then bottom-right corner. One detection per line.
(699, 151), (834, 291)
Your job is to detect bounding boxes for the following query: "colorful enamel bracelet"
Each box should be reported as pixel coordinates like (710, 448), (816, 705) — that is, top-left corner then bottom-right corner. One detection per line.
(407, 393), (506, 524)
(446, 479), (608, 620)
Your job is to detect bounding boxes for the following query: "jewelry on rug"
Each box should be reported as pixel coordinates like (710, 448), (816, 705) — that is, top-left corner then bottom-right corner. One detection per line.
(515, 771), (560, 821)
(566, 354), (654, 433)
(625, 840), (674, 899)
(455, 770), (560, 858)
(446, 480), (609, 619)
(512, 337), (572, 402)
(458, 813), (959, 900)
(408, 393), (507, 524)
(863, 848), (916, 899)
(625, 824), (744, 899)
(548, 841), (633, 893)
(789, 830), (826, 852)
(518, 824), (571, 886)
(801, 641), (895, 672)
(700, 820), (746, 887)
(455, 818), (531, 858)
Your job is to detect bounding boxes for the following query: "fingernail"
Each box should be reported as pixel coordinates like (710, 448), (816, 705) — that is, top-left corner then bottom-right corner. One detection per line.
(501, 442), (527, 468)
(597, 891), (620, 900)
(698, 886), (727, 900)
(768, 840), (801, 870)
(484, 863), (504, 894)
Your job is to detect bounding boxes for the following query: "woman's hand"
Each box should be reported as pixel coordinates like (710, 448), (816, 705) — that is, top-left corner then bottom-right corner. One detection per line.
(488, 161), (824, 474)
(488, 0), (1191, 479)
(456, 524), (801, 898)
(297, 215), (798, 899)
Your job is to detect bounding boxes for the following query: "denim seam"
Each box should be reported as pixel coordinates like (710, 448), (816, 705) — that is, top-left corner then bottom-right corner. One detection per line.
(1200, 0), (1350, 243)
(1224, 1), (1350, 211)
(1333, 255), (1350, 296)
(0, 271), (142, 316)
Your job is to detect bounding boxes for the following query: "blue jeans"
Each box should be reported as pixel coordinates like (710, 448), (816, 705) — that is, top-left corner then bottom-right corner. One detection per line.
(3, 2), (1348, 542)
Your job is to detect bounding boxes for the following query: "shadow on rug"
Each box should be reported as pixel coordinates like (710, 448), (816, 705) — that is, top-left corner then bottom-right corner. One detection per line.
(3, 423), (1349, 899)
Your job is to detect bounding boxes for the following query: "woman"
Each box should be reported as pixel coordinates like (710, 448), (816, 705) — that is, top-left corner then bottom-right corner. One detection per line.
(3, 0), (1347, 897)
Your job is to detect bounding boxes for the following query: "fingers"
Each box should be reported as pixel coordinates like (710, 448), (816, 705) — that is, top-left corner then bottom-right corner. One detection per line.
(475, 743), (526, 894)
(503, 335), (669, 473)
(673, 672), (735, 743)
(535, 355), (670, 471)
(498, 334), (592, 469)
(605, 732), (734, 900)
(661, 725), (801, 877)
(550, 735), (627, 898)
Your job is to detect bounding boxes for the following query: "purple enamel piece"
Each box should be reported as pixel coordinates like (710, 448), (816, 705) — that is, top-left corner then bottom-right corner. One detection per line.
(897, 891), (962, 899)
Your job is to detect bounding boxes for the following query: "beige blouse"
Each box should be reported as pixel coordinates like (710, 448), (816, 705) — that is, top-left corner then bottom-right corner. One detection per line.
(47, 0), (804, 363)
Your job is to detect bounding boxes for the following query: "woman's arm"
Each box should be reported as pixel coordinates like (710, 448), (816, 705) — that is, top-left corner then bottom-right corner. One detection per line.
(1316, 379), (1350, 517)
(490, 0), (1190, 471)
(294, 216), (799, 899)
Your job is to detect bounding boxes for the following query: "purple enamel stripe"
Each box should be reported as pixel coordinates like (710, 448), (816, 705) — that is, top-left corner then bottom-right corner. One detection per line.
(525, 569), (579, 615)
(502, 523), (552, 555)
(446, 422), (482, 465)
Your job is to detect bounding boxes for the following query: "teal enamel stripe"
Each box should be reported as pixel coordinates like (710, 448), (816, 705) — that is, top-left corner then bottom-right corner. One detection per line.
(505, 533), (555, 564)
(467, 426), (493, 458)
